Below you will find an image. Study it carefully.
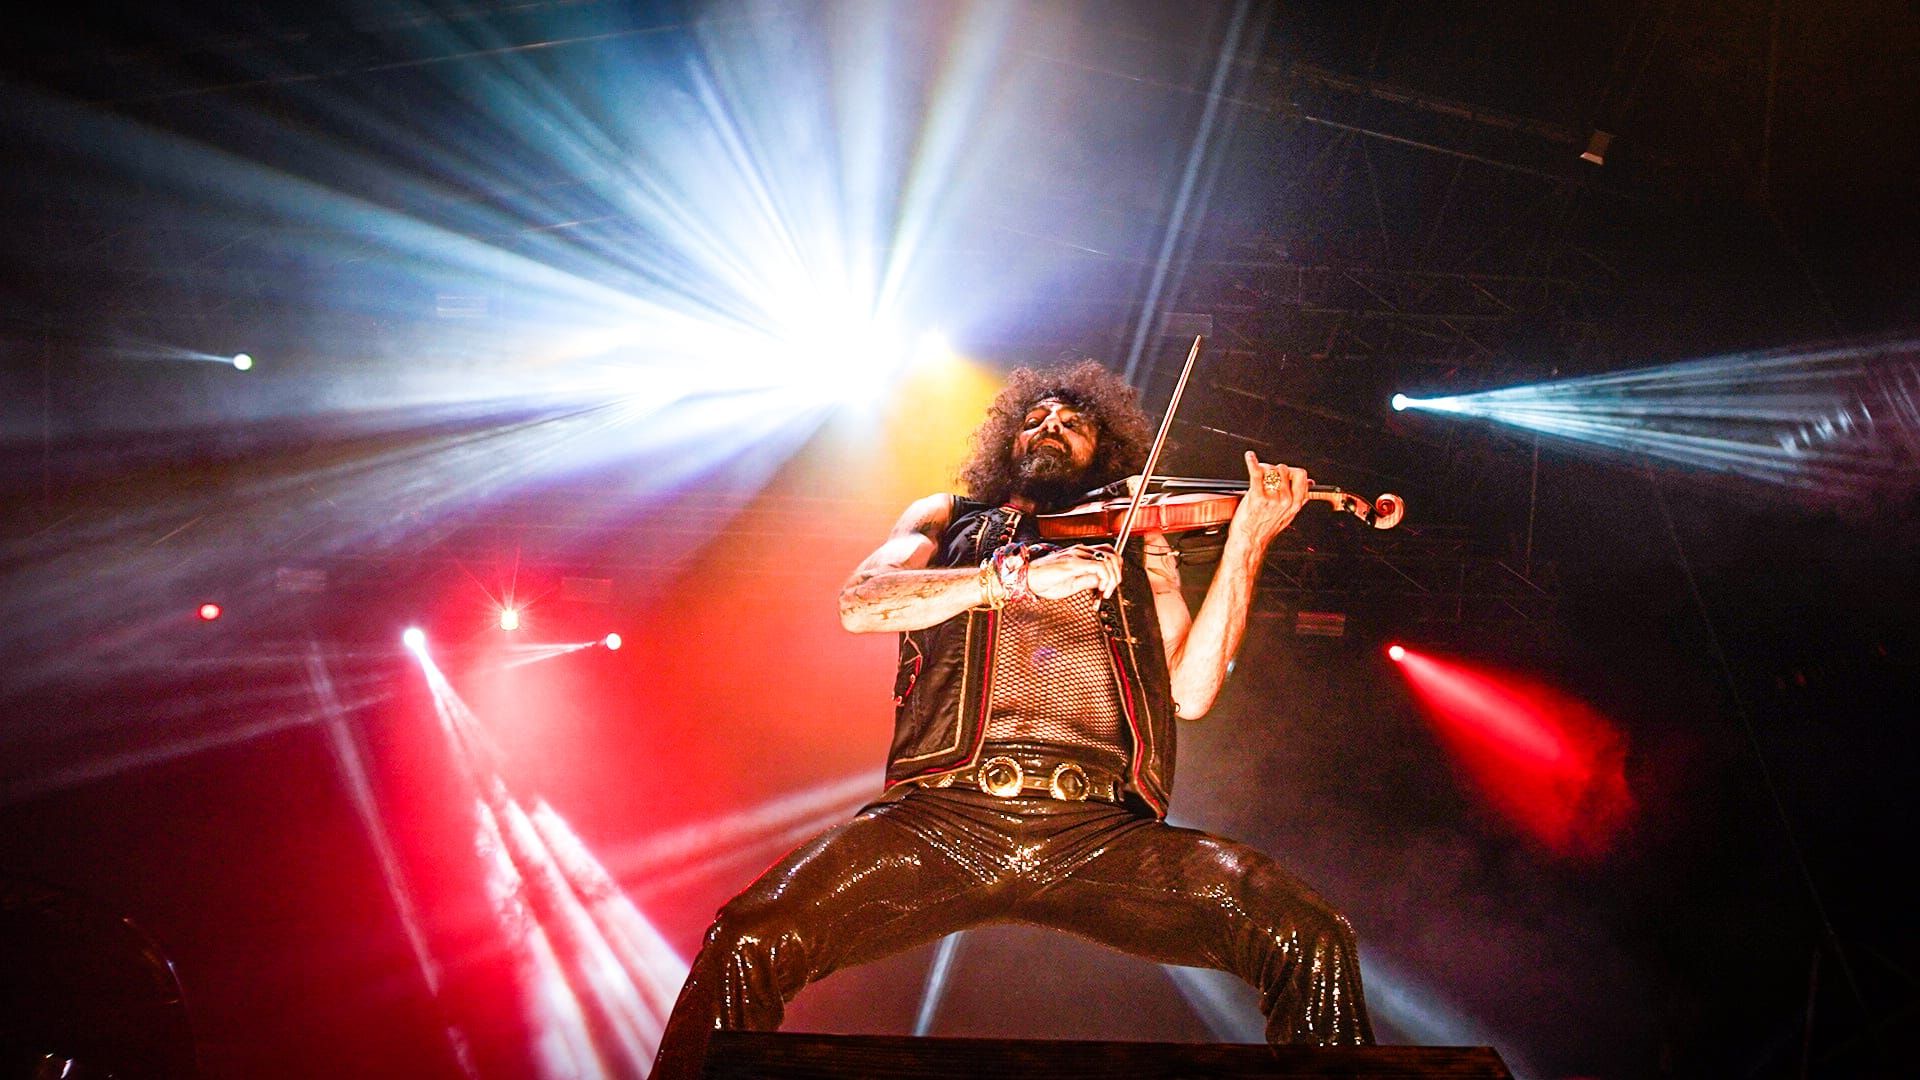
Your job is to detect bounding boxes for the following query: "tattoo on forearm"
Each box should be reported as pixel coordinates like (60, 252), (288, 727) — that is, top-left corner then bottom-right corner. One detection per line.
(848, 568), (971, 624)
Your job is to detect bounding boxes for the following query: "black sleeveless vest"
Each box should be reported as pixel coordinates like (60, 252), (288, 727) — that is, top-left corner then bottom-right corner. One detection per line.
(882, 497), (1178, 816)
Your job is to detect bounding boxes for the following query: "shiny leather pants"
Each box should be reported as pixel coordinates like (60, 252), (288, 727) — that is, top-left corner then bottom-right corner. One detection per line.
(650, 787), (1371, 1079)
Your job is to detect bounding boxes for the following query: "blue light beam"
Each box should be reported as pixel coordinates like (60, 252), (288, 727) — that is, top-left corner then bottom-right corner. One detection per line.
(1396, 341), (1920, 501)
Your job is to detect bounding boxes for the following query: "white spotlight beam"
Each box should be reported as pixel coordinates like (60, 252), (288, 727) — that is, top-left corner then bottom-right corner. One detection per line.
(608, 771), (882, 882)
(305, 647), (480, 1078)
(913, 933), (966, 1036)
(408, 645), (688, 1071)
(500, 641), (602, 670)
(1396, 341), (1920, 499)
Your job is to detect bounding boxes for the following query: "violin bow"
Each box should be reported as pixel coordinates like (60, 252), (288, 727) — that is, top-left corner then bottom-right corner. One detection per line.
(1111, 333), (1204, 553)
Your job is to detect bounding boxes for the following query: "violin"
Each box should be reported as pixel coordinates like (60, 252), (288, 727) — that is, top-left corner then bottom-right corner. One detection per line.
(1036, 476), (1405, 541)
(1040, 335), (1405, 546)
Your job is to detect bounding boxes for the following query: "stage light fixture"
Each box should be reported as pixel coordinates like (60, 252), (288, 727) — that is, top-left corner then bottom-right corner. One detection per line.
(499, 607), (521, 631)
(403, 627), (427, 651)
(1388, 644), (1406, 662)
(231, 353), (253, 371)
(603, 633), (622, 651)
(1391, 393), (1409, 412)
(198, 602), (223, 621)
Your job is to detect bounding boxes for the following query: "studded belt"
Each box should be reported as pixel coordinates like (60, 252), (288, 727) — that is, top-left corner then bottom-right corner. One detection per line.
(921, 749), (1123, 804)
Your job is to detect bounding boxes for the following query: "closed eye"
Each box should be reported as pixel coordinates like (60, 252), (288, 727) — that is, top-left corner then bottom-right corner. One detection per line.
(1024, 413), (1084, 430)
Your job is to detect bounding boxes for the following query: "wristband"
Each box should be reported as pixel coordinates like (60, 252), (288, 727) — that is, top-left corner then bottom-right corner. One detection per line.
(990, 542), (1055, 603)
(994, 545), (1031, 603)
(977, 561), (1007, 609)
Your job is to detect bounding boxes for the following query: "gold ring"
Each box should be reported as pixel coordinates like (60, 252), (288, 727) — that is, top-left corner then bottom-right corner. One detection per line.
(1262, 471), (1284, 492)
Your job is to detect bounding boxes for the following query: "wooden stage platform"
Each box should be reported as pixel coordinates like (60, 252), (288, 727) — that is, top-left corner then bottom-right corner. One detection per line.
(703, 1031), (1515, 1078)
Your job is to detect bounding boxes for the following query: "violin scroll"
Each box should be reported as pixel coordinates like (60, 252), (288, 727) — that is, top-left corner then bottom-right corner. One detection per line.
(1308, 487), (1404, 530)
(1370, 492), (1406, 530)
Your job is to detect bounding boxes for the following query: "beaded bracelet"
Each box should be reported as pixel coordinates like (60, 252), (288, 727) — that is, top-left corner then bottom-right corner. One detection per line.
(991, 542), (1061, 603)
(992, 544), (1030, 603)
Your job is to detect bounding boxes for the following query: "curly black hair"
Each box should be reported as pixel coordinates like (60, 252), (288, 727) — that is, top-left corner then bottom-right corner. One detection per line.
(957, 359), (1153, 507)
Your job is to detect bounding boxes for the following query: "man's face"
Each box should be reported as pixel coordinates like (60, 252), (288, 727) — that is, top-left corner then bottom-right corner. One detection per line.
(1011, 398), (1098, 487)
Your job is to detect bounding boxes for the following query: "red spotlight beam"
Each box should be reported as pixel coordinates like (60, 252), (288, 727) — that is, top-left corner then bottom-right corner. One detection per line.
(1392, 647), (1632, 857)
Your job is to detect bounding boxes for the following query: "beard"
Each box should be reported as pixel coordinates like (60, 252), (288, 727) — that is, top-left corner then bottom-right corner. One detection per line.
(1011, 444), (1092, 512)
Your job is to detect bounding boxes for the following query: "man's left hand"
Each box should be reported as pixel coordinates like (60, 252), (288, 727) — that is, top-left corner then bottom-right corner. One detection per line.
(1232, 450), (1310, 549)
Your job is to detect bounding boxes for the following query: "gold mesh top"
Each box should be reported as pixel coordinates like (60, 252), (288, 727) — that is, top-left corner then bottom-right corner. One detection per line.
(984, 590), (1129, 771)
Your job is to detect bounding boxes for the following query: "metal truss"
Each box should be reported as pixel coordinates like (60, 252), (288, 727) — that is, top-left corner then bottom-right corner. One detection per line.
(1196, 253), (1606, 368)
(1177, 522), (1558, 640)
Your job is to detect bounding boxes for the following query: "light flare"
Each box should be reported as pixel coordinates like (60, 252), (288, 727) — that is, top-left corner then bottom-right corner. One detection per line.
(1358, 956), (1537, 1077)
(914, 933), (966, 1036)
(306, 647), (479, 1078)
(409, 640), (688, 1075)
(1394, 341), (1920, 500)
(607, 771), (880, 888)
(834, 348), (1000, 506)
(499, 640), (609, 670)
(1392, 647), (1633, 857)
(0, 675), (395, 807)
(1161, 965), (1263, 1042)
(7, 3), (1191, 701)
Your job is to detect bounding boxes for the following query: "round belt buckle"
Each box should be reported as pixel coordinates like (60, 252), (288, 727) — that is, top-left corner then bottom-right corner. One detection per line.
(1048, 762), (1090, 802)
(979, 756), (1024, 798)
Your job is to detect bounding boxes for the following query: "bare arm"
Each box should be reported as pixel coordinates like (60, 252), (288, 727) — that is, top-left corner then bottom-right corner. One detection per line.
(1144, 529), (1193, 684)
(839, 495), (1127, 634)
(837, 495), (982, 633)
(1156, 452), (1311, 719)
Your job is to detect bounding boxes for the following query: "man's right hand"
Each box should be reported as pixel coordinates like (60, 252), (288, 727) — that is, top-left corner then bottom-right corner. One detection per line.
(1027, 544), (1121, 599)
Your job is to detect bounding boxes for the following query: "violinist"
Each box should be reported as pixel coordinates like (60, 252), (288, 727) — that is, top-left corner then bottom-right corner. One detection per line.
(650, 360), (1373, 1079)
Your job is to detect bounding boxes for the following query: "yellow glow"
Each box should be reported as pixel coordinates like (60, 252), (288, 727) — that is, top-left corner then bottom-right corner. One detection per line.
(868, 349), (999, 503)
